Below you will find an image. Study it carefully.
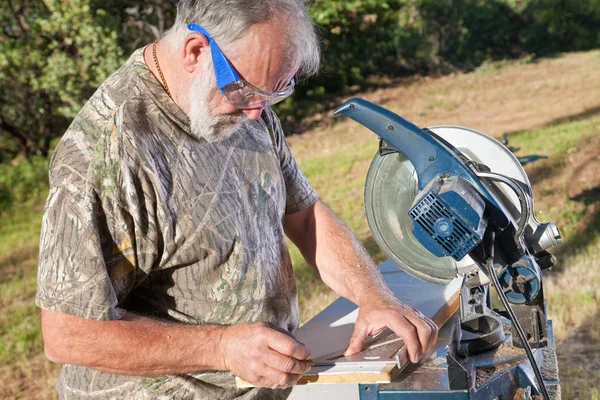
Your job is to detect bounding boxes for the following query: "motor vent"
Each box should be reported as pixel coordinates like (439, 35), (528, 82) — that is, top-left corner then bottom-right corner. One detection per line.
(409, 176), (487, 261)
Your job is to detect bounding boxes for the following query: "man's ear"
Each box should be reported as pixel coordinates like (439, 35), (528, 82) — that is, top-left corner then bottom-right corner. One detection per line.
(182, 32), (210, 73)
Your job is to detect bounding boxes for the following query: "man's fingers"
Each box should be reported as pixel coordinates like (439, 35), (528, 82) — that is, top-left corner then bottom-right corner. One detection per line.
(423, 318), (439, 353)
(344, 323), (369, 356)
(266, 330), (311, 361)
(417, 314), (439, 353)
(255, 365), (303, 389)
(264, 349), (312, 375)
(223, 323), (311, 389)
(388, 317), (422, 363)
(405, 312), (437, 358)
(340, 302), (438, 364)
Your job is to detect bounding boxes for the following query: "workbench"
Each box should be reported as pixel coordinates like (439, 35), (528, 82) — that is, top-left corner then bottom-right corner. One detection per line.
(289, 260), (560, 399)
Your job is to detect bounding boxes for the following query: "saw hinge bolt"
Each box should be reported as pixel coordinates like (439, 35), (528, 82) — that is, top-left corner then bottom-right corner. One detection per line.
(429, 156), (435, 162)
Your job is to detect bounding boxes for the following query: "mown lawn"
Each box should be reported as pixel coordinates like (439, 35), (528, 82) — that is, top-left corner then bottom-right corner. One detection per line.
(1, 50), (599, 399)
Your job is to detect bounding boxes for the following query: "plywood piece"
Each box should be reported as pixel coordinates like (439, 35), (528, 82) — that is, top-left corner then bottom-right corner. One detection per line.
(296, 287), (459, 384)
(297, 363), (397, 385)
(311, 331), (406, 367)
(236, 260), (462, 388)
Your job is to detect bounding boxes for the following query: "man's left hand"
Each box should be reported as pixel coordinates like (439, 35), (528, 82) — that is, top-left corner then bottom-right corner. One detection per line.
(344, 297), (438, 363)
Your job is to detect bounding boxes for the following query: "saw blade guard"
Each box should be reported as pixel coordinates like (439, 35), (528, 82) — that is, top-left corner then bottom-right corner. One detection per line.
(340, 97), (562, 285)
(364, 124), (543, 285)
(364, 148), (476, 284)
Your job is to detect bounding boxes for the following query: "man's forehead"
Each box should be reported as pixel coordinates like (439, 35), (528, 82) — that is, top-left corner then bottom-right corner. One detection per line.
(230, 23), (298, 88)
(236, 23), (293, 61)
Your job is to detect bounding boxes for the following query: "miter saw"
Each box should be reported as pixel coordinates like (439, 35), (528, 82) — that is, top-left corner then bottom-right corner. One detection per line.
(333, 98), (562, 399)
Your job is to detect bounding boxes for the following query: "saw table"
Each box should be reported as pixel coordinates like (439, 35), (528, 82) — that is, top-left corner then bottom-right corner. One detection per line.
(289, 261), (560, 400)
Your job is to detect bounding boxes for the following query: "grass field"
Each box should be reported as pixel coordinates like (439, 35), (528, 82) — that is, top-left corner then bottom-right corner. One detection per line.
(1, 50), (599, 399)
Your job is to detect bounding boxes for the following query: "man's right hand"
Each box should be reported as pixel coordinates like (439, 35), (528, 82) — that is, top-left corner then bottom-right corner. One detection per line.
(219, 322), (312, 389)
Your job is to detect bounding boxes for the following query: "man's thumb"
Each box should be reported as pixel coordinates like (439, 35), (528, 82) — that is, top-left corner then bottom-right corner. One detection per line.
(344, 326), (367, 356)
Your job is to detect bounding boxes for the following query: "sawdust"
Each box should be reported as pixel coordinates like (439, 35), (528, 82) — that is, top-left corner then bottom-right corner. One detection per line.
(475, 366), (495, 387)
(475, 354), (524, 388)
(546, 385), (561, 400)
(513, 387), (543, 400)
(424, 356), (446, 368)
(491, 344), (526, 363)
(513, 388), (523, 400)
(541, 329), (559, 382)
(476, 365), (509, 387)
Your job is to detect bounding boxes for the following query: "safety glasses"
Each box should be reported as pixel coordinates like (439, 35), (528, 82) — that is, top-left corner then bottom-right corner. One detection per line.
(187, 23), (295, 109)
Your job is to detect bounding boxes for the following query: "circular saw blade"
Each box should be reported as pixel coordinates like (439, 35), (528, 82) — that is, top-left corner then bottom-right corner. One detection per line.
(365, 150), (465, 285)
(365, 124), (529, 284)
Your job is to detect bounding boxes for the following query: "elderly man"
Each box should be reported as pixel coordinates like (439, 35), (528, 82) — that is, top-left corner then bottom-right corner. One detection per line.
(37, 0), (438, 398)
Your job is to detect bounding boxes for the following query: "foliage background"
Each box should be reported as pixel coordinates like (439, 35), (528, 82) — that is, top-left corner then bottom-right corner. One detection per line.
(1, 1), (600, 399)
(2, 0), (600, 169)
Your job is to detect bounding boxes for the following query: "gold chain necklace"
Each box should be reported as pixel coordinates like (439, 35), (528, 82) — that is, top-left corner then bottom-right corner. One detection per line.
(152, 41), (171, 98)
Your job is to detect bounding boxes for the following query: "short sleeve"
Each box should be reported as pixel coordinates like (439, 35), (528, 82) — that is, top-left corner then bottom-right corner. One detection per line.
(36, 184), (141, 321)
(262, 108), (318, 214)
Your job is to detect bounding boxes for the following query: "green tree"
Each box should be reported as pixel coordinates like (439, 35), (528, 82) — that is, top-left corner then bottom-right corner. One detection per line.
(1, 0), (599, 153)
(89, 0), (177, 53)
(0, 0), (123, 160)
(307, 0), (418, 93)
(521, 0), (600, 55)
(418, 0), (524, 68)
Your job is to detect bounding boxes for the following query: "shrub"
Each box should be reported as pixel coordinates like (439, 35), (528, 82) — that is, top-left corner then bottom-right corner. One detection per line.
(0, 157), (50, 213)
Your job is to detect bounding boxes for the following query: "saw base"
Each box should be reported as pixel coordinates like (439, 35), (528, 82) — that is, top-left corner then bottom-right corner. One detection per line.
(288, 261), (560, 399)
(290, 318), (560, 399)
(358, 319), (559, 399)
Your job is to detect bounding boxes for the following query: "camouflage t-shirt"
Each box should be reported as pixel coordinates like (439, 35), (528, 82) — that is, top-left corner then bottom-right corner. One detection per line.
(36, 47), (318, 399)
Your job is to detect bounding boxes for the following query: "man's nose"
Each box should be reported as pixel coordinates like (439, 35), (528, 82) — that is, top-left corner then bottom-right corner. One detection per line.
(242, 108), (264, 120)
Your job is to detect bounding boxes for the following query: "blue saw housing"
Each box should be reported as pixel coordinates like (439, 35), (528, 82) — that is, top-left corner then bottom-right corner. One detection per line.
(333, 98), (510, 232)
(409, 176), (487, 261)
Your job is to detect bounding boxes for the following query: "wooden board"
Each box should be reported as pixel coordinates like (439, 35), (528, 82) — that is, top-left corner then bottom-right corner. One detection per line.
(297, 283), (459, 384)
(310, 331), (407, 367)
(237, 260), (462, 388)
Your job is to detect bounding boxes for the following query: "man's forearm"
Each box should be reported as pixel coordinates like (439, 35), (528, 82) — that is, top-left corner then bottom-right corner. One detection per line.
(285, 200), (394, 306)
(285, 200), (439, 362)
(41, 309), (226, 376)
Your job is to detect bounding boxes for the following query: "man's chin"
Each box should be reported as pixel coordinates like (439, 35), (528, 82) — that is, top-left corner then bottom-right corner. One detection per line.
(192, 117), (246, 143)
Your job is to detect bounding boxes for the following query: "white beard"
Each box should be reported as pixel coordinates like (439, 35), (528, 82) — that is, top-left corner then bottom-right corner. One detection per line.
(187, 58), (246, 143)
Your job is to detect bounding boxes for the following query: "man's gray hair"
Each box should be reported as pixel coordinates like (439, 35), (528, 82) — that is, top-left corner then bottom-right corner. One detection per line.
(166, 0), (321, 78)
